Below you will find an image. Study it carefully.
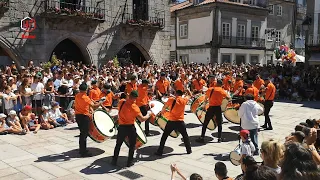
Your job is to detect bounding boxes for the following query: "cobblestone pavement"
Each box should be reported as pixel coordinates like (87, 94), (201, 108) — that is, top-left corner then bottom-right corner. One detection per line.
(0, 101), (320, 180)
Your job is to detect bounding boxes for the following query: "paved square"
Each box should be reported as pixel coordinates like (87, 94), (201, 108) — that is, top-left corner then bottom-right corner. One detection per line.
(0, 101), (319, 180)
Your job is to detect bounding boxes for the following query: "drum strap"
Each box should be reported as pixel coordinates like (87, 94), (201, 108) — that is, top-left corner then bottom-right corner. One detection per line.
(209, 88), (214, 99)
(171, 99), (177, 112)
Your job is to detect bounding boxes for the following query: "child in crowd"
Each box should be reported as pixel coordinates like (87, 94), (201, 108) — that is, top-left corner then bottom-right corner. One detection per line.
(214, 162), (233, 180)
(6, 110), (26, 135)
(239, 130), (255, 163)
(49, 102), (71, 126)
(0, 113), (9, 134)
(28, 113), (40, 134)
(40, 106), (55, 130)
(3, 86), (17, 114)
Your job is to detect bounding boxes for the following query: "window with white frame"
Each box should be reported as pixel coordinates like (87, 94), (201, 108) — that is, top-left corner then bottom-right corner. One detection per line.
(266, 29), (275, 41)
(276, 31), (281, 42)
(276, 5), (282, 16)
(222, 23), (231, 39)
(251, 26), (259, 40)
(237, 24), (245, 40)
(179, 24), (188, 38)
(268, 4), (274, 15)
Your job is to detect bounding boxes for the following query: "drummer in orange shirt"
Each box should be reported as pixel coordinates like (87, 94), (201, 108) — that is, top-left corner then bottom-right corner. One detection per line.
(223, 72), (232, 92)
(232, 75), (244, 104)
(75, 83), (103, 157)
(192, 75), (206, 94)
(155, 89), (192, 156)
(136, 79), (152, 136)
(125, 75), (138, 96)
(89, 80), (101, 102)
(208, 75), (217, 88)
(155, 72), (170, 100)
(100, 84), (118, 110)
(261, 77), (276, 130)
(244, 80), (259, 101)
(174, 73), (187, 92)
(253, 74), (265, 90)
(196, 80), (231, 143)
(112, 90), (152, 167)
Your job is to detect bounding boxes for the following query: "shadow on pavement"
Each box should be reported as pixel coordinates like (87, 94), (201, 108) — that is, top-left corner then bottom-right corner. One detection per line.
(179, 135), (213, 147)
(275, 99), (320, 110)
(228, 126), (241, 132)
(35, 147), (105, 163)
(80, 156), (124, 174)
(64, 127), (79, 130)
(211, 132), (239, 142)
(203, 153), (230, 161)
(185, 123), (202, 129)
(136, 145), (180, 161)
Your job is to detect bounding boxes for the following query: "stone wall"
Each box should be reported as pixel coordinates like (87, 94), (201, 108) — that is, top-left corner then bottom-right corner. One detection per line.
(0, 0), (170, 66)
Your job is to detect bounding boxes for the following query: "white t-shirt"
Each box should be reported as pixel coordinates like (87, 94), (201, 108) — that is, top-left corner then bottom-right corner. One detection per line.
(49, 108), (62, 120)
(2, 93), (16, 109)
(31, 82), (44, 100)
(42, 112), (50, 122)
(241, 140), (255, 156)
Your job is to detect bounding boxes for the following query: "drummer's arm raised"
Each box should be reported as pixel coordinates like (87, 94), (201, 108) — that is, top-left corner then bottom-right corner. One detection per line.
(137, 112), (151, 122)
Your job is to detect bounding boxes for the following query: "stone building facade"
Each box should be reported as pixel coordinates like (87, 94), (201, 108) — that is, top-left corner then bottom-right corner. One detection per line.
(0, 0), (170, 67)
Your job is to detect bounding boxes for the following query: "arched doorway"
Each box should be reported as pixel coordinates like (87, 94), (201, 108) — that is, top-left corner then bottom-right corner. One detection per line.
(116, 43), (146, 66)
(50, 39), (86, 64)
(0, 47), (13, 67)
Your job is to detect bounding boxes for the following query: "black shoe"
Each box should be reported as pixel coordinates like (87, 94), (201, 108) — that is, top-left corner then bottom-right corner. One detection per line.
(195, 138), (205, 143)
(154, 151), (162, 156)
(111, 159), (117, 166)
(187, 150), (192, 154)
(266, 127), (273, 130)
(80, 152), (92, 157)
(261, 125), (267, 129)
(127, 161), (135, 167)
(217, 138), (222, 143)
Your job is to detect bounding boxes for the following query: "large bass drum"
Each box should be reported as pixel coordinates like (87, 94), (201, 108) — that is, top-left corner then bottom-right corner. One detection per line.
(124, 121), (147, 150)
(224, 109), (241, 124)
(89, 109), (116, 143)
(155, 112), (180, 138)
(190, 94), (205, 113)
(230, 145), (241, 166)
(149, 100), (164, 126)
(195, 102), (217, 130)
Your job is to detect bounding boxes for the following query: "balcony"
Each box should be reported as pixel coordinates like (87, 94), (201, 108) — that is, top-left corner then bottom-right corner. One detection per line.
(219, 36), (265, 49)
(120, 5), (165, 30)
(41, 0), (105, 22)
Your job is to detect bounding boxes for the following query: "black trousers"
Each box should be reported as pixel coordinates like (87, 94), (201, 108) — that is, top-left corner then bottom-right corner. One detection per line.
(76, 114), (90, 154)
(201, 106), (222, 139)
(157, 121), (191, 154)
(264, 100), (274, 128)
(113, 125), (137, 164)
(138, 105), (150, 135)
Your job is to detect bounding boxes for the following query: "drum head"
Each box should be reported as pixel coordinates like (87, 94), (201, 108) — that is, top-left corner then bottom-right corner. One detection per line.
(257, 103), (264, 116)
(161, 97), (169, 103)
(221, 99), (229, 112)
(108, 109), (119, 117)
(195, 104), (216, 130)
(156, 116), (179, 138)
(149, 100), (164, 115)
(93, 110), (116, 137)
(230, 151), (241, 166)
(224, 109), (240, 124)
(134, 121), (147, 144)
(190, 94), (205, 113)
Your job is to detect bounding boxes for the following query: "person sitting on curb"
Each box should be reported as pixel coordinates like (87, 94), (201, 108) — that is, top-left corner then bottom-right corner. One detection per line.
(0, 113), (26, 135)
(6, 110), (26, 135)
(49, 102), (71, 126)
(214, 162), (233, 180)
(28, 113), (41, 134)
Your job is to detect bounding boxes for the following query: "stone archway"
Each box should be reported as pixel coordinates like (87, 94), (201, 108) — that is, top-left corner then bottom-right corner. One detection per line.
(47, 35), (92, 65)
(116, 42), (152, 66)
(0, 36), (25, 67)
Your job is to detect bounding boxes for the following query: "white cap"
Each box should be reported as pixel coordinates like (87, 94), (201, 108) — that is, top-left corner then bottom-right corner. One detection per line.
(61, 80), (68, 86)
(74, 75), (80, 79)
(8, 77), (14, 81)
(42, 106), (50, 110)
(0, 113), (7, 118)
(9, 110), (16, 115)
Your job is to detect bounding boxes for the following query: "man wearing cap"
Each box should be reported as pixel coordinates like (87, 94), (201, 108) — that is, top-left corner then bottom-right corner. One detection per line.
(197, 79), (231, 143)
(238, 94), (263, 155)
(155, 72), (170, 100)
(89, 80), (101, 102)
(261, 78), (276, 130)
(244, 80), (259, 101)
(136, 79), (152, 136)
(75, 83), (103, 157)
(112, 90), (152, 167)
(155, 89), (192, 156)
(125, 75), (138, 96)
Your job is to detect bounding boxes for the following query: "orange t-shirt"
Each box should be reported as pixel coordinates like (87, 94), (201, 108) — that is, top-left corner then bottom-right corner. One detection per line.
(223, 76), (232, 91)
(156, 79), (170, 94)
(233, 80), (244, 95)
(166, 96), (189, 121)
(136, 84), (149, 107)
(118, 99), (141, 125)
(174, 79), (184, 92)
(100, 91), (114, 107)
(75, 92), (93, 116)
(245, 86), (259, 101)
(89, 87), (101, 101)
(206, 87), (227, 106)
(192, 79), (206, 91)
(209, 80), (217, 88)
(265, 83), (276, 100)
(126, 82), (137, 95)
(254, 78), (265, 89)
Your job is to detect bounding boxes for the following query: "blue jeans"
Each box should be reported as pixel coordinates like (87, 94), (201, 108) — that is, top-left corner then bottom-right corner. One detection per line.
(249, 129), (258, 152)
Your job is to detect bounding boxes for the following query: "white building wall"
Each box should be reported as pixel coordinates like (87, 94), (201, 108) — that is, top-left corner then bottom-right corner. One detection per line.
(219, 48), (265, 64)
(177, 11), (213, 46)
(177, 48), (211, 64)
(170, 39), (176, 51)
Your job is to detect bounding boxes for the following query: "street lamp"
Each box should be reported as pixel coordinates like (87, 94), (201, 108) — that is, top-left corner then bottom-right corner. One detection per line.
(302, 16), (312, 69)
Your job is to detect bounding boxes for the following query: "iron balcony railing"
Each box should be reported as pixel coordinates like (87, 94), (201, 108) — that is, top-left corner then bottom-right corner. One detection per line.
(219, 36), (266, 48)
(120, 5), (165, 29)
(43, 0), (105, 21)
